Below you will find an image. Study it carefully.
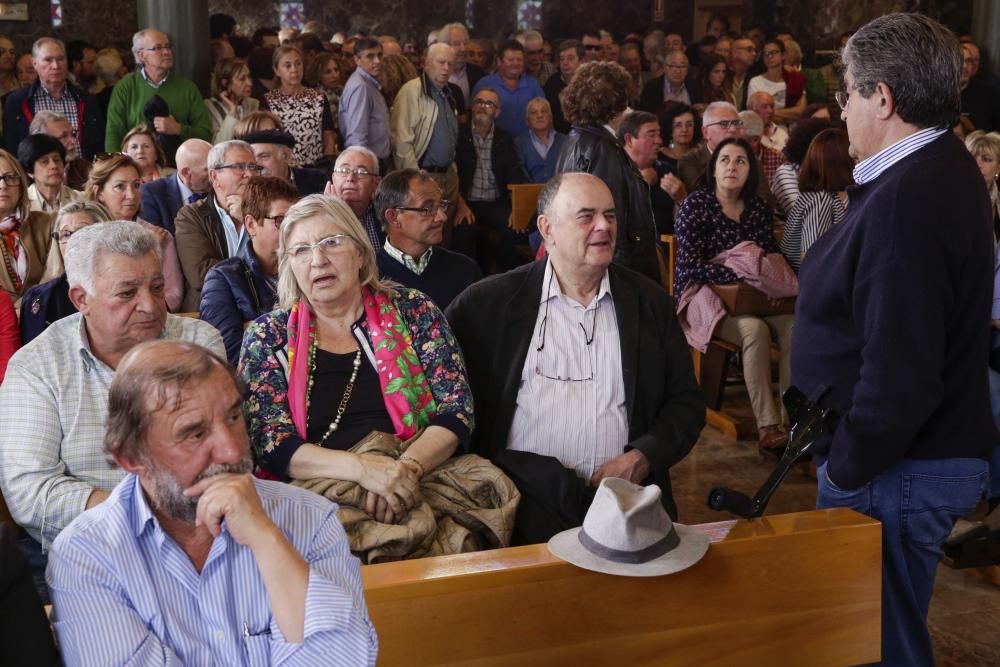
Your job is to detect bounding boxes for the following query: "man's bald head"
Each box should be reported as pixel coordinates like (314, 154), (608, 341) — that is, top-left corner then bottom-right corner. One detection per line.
(175, 139), (212, 194)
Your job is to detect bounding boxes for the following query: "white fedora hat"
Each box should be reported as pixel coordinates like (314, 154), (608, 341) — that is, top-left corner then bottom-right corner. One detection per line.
(548, 477), (710, 577)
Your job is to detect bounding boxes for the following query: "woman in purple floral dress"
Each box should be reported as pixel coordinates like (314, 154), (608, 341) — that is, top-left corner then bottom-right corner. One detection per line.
(238, 194), (474, 525)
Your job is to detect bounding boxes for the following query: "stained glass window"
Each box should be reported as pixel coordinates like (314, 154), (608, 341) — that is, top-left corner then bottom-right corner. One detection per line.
(279, 2), (305, 30)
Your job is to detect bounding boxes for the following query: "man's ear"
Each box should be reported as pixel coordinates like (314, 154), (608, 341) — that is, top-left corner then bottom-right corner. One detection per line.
(384, 208), (400, 228)
(874, 81), (895, 120)
(68, 284), (89, 314)
(112, 450), (143, 476)
(537, 213), (554, 245)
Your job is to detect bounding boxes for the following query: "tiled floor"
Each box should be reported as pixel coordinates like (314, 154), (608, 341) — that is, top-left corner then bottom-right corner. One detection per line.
(673, 414), (1000, 666)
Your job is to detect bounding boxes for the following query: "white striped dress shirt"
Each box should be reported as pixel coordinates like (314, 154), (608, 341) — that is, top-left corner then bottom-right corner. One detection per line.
(853, 126), (947, 185)
(0, 313), (225, 549)
(48, 474), (378, 666)
(507, 261), (629, 481)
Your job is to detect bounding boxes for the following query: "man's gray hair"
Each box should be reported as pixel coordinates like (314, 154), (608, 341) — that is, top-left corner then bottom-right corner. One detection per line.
(518, 30), (543, 46)
(703, 101), (738, 125)
(336, 146), (380, 176)
(64, 221), (162, 294)
(28, 110), (69, 136)
(738, 110), (764, 137)
(842, 12), (961, 129)
(208, 140), (253, 170)
(131, 28), (166, 60)
(32, 37), (65, 59)
(437, 22), (469, 44)
(524, 96), (550, 119)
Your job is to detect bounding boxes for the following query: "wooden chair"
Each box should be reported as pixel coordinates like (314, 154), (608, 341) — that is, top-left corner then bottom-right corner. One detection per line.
(362, 508), (882, 666)
(660, 233), (676, 296)
(508, 183), (544, 233)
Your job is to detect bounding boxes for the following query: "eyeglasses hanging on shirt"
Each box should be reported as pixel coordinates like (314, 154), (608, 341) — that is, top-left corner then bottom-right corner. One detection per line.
(534, 271), (600, 382)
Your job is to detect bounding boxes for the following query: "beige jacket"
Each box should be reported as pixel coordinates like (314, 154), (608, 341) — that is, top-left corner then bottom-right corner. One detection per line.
(390, 76), (439, 171)
(0, 211), (53, 304)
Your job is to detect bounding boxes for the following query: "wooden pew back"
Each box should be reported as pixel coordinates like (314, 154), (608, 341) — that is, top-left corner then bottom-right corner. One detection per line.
(362, 508), (881, 666)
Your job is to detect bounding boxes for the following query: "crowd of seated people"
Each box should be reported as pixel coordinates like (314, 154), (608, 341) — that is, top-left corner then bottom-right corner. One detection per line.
(0, 11), (998, 664)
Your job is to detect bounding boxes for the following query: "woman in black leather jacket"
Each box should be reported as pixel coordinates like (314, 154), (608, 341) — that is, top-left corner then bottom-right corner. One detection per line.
(554, 61), (661, 284)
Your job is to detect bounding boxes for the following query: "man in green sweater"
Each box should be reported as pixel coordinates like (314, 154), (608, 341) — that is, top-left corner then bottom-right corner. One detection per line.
(105, 29), (212, 153)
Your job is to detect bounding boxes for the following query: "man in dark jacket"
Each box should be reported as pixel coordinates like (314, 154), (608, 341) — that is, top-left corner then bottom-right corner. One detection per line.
(3, 38), (104, 160)
(454, 86), (526, 272)
(140, 138), (212, 235)
(446, 173), (704, 545)
(555, 60), (660, 284)
(200, 176), (298, 362)
(241, 129), (327, 196)
(792, 14), (997, 665)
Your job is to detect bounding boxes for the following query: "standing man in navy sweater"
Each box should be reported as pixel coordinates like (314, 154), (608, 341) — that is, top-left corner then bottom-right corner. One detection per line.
(791, 14), (997, 666)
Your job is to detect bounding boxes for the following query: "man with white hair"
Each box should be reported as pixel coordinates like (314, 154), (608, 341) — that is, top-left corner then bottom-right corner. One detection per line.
(748, 91), (788, 152)
(241, 129), (326, 196)
(518, 30), (556, 87)
(175, 139), (263, 310)
(391, 43), (471, 233)
(105, 28), (212, 154)
(639, 49), (698, 113)
(326, 146), (384, 250)
(3, 37), (104, 160)
(0, 221), (223, 600)
(439, 22), (486, 108)
(140, 138), (213, 235)
(677, 101), (744, 193)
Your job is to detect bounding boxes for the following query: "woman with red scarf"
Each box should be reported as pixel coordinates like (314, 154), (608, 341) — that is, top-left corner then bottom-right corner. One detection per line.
(0, 149), (53, 303)
(239, 194), (474, 525)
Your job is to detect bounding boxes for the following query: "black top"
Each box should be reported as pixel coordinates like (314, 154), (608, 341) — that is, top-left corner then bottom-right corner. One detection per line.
(651, 156), (679, 235)
(306, 348), (394, 450)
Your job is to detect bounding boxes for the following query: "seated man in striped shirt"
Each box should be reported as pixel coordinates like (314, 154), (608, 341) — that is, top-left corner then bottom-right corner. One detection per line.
(446, 172), (705, 544)
(47, 340), (378, 666)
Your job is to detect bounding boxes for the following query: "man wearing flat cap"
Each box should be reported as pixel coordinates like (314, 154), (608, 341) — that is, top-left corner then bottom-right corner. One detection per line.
(447, 172), (705, 544)
(241, 129), (327, 196)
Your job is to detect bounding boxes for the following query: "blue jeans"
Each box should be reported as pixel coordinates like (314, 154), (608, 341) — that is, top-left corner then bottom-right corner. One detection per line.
(817, 457), (988, 667)
(987, 368), (1000, 498)
(17, 534), (50, 605)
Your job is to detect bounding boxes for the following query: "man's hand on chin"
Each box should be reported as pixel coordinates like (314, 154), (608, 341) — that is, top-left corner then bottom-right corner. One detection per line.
(590, 449), (651, 486)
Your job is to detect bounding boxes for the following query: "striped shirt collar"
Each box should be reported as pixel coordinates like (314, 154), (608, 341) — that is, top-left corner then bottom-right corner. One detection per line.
(852, 126), (947, 185)
(139, 66), (170, 88)
(542, 258), (612, 309)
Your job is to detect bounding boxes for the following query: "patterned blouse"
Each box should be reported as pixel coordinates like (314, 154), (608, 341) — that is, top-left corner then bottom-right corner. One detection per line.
(262, 87), (334, 167)
(674, 187), (778, 295)
(238, 288), (475, 478)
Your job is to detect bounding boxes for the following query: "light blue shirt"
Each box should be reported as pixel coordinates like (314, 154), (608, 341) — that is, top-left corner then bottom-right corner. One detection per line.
(48, 474), (378, 666)
(176, 172), (195, 204)
(214, 197), (246, 257)
(853, 126), (947, 185)
(339, 68), (391, 159)
(529, 129), (556, 160)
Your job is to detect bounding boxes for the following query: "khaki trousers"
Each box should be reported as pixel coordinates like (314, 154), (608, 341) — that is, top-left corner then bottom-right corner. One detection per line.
(715, 313), (794, 431)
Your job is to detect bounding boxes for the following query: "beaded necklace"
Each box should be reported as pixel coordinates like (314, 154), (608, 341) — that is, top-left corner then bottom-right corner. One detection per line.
(304, 314), (364, 447)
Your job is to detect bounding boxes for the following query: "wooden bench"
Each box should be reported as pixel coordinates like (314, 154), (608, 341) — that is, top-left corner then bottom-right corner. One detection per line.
(362, 508), (882, 666)
(508, 183), (544, 233)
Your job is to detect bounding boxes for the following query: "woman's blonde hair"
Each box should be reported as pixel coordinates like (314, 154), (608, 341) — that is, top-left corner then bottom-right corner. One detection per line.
(965, 130), (1000, 164)
(276, 194), (395, 310)
(0, 149), (31, 221)
(83, 153), (141, 214)
(120, 124), (167, 168)
(41, 200), (112, 281)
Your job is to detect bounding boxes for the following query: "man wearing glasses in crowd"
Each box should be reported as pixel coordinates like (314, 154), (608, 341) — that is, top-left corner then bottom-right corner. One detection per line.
(105, 28), (213, 154)
(175, 140), (263, 311)
(446, 172), (704, 545)
(324, 146), (384, 251)
(373, 168), (480, 309)
(677, 100), (770, 204)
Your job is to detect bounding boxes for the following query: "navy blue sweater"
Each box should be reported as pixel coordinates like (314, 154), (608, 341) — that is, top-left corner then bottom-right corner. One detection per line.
(376, 246), (481, 310)
(791, 133), (998, 490)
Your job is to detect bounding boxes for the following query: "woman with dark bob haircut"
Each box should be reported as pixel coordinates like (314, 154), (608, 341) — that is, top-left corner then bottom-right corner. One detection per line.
(554, 61), (660, 283)
(675, 137), (793, 453)
(770, 117), (833, 217)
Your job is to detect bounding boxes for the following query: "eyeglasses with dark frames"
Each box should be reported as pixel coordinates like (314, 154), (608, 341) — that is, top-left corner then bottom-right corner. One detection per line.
(395, 200), (451, 217)
(215, 162), (265, 174)
(0, 173), (21, 187)
(703, 119), (745, 130)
